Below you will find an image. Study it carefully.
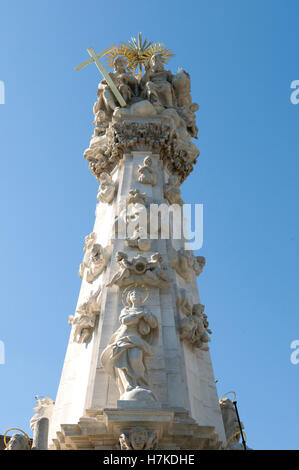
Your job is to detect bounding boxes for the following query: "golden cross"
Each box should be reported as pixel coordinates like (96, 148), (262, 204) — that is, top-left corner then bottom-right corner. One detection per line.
(75, 45), (127, 108)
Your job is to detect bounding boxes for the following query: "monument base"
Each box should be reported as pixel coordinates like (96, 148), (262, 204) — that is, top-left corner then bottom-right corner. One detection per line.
(50, 408), (223, 450)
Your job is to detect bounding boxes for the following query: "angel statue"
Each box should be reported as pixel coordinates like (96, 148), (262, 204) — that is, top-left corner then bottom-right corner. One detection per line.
(100, 285), (159, 405)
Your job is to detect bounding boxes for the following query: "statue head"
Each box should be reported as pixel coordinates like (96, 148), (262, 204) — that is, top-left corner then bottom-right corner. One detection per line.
(150, 54), (165, 72)
(114, 56), (127, 73)
(192, 303), (205, 318)
(126, 287), (144, 307)
(144, 156), (152, 167)
(129, 427), (148, 450)
(6, 433), (30, 450)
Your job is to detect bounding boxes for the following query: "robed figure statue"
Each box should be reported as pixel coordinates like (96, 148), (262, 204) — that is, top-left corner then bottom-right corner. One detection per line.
(100, 286), (159, 404)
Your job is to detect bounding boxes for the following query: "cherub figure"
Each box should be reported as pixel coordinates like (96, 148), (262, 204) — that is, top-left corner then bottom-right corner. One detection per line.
(137, 156), (157, 186)
(68, 287), (102, 343)
(179, 303), (211, 350)
(97, 172), (116, 204)
(119, 426), (158, 450)
(164, 175), (184, 206)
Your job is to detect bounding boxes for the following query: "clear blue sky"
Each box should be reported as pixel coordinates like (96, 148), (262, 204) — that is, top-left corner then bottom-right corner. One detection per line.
(0, 0), (298, 450)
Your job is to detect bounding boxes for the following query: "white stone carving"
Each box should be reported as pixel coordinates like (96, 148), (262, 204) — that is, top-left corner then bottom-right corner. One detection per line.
(179, 303), (211, 350)
(79, 232), (111, 283)
(118, 426), (158, 450)
(173, 70), (199, 138)
(126, 190), (151, 251)
(107, 251), (171, 288)
(176, 288), (194, 317)
(79, 232), (96, 279)
(68, 286), (102, 343)
(126, 227), (151, 252)
(114, 189), (151, 251)
(171, 248), (205, 282)
(164, 175), (184, 206)
(5, 434), (30, 450)
(127, 188), (147, 205)
(219, 397), (248, 450)
(137, 156), (157, 186)
(30, 397), (55, 450)
(140, 54), (176, 110)
(101, 286), (159, 405)
(94, 56), (138, 121)
(97, 172), (116, 203)
(30, 397), (54, 431)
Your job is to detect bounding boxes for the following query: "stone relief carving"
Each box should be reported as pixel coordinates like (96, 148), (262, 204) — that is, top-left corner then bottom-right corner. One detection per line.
(68, 286), (102, 343)
(92, 109), (109, 138)
(176, 288), (194, 317)
(79, 232), (96, 279)
(137, 156), (157, 186)
(113, 189), (151, 252)
(79, 232), (111, 283)
(126, 227), (151, 252)
(219, 397), (248, 450)
(126, 190), (151, 251)
(97, 172), (116, 203)
(173, 70), (199, 139)
(107, 251), (170, 288)
(171, 248), (205, 282)
(179, 303), (211, 350)
(164, 175), (184, 206)
(118, 426), (158, 450)
(100, 286), (159, 405)
(127, 188), (147, 205)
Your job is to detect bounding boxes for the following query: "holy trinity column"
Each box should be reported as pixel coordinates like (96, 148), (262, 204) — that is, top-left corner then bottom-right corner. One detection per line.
(44, 36), (227, 450)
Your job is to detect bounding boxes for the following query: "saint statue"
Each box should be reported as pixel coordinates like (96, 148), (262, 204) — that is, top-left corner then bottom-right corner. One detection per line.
(94, 56), (138, 118)
(140, 53), (176, 109)
(100, 286), (159, 403)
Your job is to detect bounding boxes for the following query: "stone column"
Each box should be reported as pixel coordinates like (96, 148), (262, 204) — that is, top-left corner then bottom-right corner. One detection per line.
(47, 59), (226, 450)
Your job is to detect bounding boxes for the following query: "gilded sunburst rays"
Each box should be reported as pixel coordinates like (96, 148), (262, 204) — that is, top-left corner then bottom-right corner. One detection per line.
(105, 33), (174, 73)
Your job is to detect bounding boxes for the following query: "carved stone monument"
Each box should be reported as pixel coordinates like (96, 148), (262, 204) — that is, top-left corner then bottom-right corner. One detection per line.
(46, 35), (229, 450)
